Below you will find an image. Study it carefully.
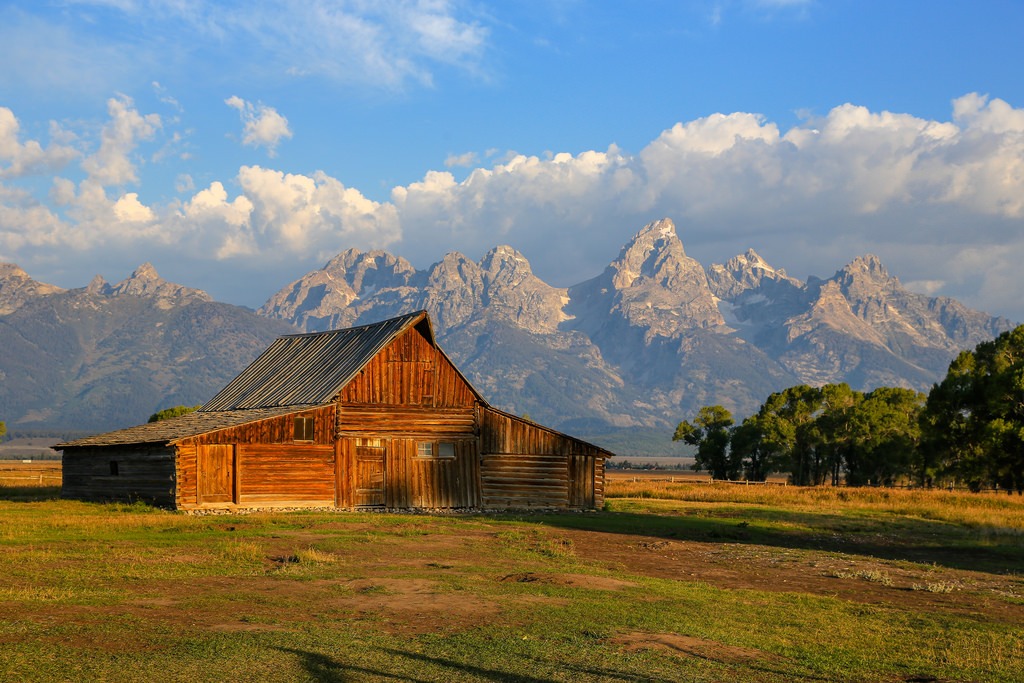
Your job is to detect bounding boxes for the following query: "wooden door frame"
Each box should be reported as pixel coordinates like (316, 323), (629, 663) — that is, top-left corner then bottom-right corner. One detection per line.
(353, 437), (387, 508)
(197, 443), (235, 507)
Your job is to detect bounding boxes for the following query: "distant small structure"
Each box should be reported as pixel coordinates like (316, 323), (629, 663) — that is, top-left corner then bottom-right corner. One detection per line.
(57, 311), (611, 511)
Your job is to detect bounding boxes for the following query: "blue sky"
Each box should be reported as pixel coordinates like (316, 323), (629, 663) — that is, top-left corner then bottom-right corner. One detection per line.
(2, 0), (1024, 321)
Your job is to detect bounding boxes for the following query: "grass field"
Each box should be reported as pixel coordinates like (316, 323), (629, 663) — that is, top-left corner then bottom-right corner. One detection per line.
(1, 470), (1021, 682)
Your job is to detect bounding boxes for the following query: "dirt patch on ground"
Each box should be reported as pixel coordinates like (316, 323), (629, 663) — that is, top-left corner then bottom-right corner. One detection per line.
(340, 577), (502, 634)
(608, 631), (779, 664)
(21, 573), (503, 644)
(555, 527), (1024, 625)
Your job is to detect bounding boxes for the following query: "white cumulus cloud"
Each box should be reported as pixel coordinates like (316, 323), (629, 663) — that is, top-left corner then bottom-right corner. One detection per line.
(225, 96), (293, 157)
(387, 94), (1024, 319)
(170, 166), (400, 261)
(3, 93), (1024, 321)
(80, 95), (160, 186)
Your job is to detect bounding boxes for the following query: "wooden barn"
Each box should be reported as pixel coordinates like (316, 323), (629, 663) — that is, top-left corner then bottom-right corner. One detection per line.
(57, 311), (612, 511)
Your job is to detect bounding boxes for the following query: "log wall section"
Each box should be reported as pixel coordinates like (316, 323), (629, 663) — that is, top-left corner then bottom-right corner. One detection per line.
(62, 445), (176, 507)
(479, 408), (606, 510)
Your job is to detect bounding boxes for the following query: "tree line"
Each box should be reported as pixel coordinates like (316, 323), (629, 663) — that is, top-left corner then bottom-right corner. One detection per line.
(675, 326), (1024, 493)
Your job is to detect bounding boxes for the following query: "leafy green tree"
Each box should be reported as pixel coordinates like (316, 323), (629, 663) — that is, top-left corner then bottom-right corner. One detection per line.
(923, 326), (1024, 493)
(810, 383), (861, 486)
(845, 387), (925, 486)
(729, 415), (773, 481)
(148, 405), (201, 423)
(755, 385), (827, 485)
(673, 405), (739, 479)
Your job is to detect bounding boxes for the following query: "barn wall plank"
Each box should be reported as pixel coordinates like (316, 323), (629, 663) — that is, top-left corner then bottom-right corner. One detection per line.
(236, 444), (334, 503)
(189, 406), (336, 446)
(338, 327), (476, 408)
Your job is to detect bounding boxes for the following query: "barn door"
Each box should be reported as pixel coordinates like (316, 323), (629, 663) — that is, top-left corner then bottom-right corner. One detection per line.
(198, 444), (234, 505)
(354, 440), (386, 507)
(568, 455), (595, 509)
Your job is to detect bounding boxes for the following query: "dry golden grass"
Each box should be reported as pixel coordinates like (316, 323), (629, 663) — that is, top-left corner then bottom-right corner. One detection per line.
(605, 479), (1024, 532)
(0, 461), (61, 488)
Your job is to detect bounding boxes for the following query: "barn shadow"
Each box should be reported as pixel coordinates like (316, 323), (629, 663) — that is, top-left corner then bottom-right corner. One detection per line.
(275, 646), (679, 682)
(508, 508), (1024, 576)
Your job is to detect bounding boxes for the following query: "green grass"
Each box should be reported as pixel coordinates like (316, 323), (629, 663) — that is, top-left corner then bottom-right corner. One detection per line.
(0, 484), (1021, 682)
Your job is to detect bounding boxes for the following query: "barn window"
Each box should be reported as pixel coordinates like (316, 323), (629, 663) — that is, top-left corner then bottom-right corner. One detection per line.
(293, 416), (314, 442)
(109, 461), (119, 476)
(416, 441), (456, 459)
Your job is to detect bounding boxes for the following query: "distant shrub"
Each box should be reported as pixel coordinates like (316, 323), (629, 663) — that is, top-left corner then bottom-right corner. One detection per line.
(147, 405), (201, 423)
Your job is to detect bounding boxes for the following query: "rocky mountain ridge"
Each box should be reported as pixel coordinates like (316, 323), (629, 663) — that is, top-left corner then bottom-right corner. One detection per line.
(0, 218), (1015, 442)
(0, 264), (295, 431)
(258, 218), (1014, 432)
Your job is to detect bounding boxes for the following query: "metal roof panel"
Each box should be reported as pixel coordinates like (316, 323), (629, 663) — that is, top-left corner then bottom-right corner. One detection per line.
(200, 310), (428, 411)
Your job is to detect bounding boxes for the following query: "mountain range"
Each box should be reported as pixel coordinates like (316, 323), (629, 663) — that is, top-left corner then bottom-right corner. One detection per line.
(0, 219), (1014, 450)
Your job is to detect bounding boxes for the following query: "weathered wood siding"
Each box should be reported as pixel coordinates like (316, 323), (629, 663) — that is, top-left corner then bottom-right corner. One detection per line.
(388, 438), (479, 509)
(188, 407), (335, 446)
(338, 326), (477, 408)
(336, 406), (476, 438)
(62, 445), (176, 506)
(334, 325), (481, 509)
(236, 444), (335, 506)
(176, 406), (336, 510)
(479, 408), (605, 510)
(335, 413), (479, 508)
(176, 442), (198, 509)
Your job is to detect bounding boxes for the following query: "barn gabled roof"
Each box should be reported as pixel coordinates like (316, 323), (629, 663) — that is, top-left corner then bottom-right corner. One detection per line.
(56, 405), (317, 448)
(200, 310), (482, 411)
(57, 310), (611, 458)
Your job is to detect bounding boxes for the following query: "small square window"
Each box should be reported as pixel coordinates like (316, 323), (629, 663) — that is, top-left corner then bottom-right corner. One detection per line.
(416, 442), (434, 457)
(293, 416), (314, 442)
(437, 442), (455, 458)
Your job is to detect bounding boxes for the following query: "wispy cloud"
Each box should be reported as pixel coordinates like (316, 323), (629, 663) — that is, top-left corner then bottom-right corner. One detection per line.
(445, 151), (479, 168)
(2, 1), (492, 93)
